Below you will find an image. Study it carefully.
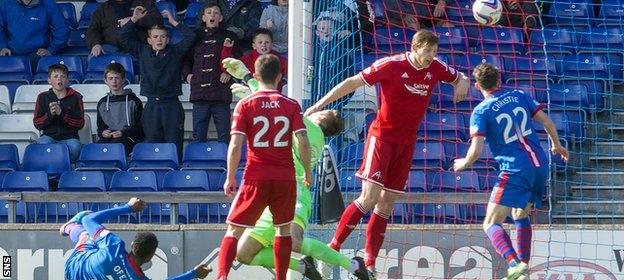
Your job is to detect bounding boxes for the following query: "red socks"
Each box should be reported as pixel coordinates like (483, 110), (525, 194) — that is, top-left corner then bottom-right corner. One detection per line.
(365, 210), (389, 267)
(217, 236), (238, 280)
(330, 201), (366, 250)
(274, 235), (292, 280)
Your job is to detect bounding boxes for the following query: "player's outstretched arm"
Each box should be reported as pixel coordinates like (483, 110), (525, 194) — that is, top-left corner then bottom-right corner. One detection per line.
(304, 74), (365, 116)
(166, 263), (212, 280)
(533, 110), (570, 162)
(453, 136), (485, 172)
(224, 134), (245, 197)
(82, 197), (146, 237)
(450, 71), (470, 104)
(295, 131), (313, 187)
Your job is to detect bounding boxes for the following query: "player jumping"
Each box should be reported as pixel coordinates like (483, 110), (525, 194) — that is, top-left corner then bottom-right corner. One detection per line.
(305, 29), (470, 277)
(453, 63), (569, 280)
(61, 197), (212, 279)
(217, 54), (312, 280)
(222, 57), (372, 280)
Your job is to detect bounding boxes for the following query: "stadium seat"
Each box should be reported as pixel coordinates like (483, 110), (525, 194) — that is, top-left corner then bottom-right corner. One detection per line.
(428, 170), (480, 192)
(476, 170), (498, 191)
(1, 171), (49, 191)
(338, 169), (361, 192)
(445, 142), (497, 170)
(0, 144), (18, 186)
(0, 56), (32, 84)
(450, 54), (503, 75)
(503, 55), (557, 83)
(183, 2), (204, 28)
(340, 142), (364, 170)
(207, 203), (230, 223)
(389, 203), (410, 224)
(0, 115), (40, 160)
(206, 170), (226, 191)
(140, 203), (190, 224)
(545, 1), (592, 27)
(431, 27), (469, 54)
(464, 204), (487, 224)
(540, 83), (590, 110)
(181, 142), (227, 171)
(63, 30), (89, 55)
(559, 80), (605, 111)
(540, 140), (568, 169)
(419, 112), (467, 142)
(528, 28), (577, 55)
(76, 143), (127, 171)
(36, 202), (86, 223)
(364, 28), (415, 53)
(562, 54), (611, 81)
(161, 170), (210, 192)
(445, 0), (478, 25)
(412, 142), (447, 170)
(0, 200), (29, 223)
(358, 112), (376, 140)
(33, 56), (83, 84)
(475, 26), (525, 55)
(78, 2), (101, 29)
(130, 143), (179, 170)
(430, 84), (483, 111)
(58, 2), (77, 29)
(0, 85), (10, 114)
(12, 84), (50, 114)
(22, 144), (71, 177)
(405, 171), (426, 192)
(84, 54), (134, 84)
(109, 171), (158, 192)
(597, 0), (624, 26)
(533, 112), (569, 140)
(412, 203), (464, 224)
(58, 171), (107, 192)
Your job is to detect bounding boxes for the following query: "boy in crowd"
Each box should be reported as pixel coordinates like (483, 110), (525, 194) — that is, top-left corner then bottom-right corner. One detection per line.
(96, 62), (144, 155)
(33, 64), (85, 162)
(239, 28), (287, 90)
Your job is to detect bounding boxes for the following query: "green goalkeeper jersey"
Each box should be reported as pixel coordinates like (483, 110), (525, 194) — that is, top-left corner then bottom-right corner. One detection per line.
(293, 117), (325, 184)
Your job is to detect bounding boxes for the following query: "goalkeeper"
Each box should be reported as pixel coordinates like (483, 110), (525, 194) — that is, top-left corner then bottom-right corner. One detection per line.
(223, 58), (371, 280)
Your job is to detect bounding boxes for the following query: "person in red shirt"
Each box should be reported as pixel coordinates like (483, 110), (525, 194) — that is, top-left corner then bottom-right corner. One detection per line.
(217, 54), (312, 280)
(239, 28), (288, 90)
(305, 30), (470, 277)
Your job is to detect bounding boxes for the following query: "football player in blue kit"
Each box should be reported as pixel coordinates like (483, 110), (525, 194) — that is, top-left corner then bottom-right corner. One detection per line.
(61, 197), (212, 280)
(453, 63), (569, 280)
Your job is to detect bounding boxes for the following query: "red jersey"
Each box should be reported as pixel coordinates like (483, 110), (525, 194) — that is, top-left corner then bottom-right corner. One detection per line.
(231, 90), (306, 181)
(359, 52), (459, 145)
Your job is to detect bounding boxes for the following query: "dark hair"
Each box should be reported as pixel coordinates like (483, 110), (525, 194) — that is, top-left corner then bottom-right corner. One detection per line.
(472, 63), (500, 91)
(201, 2), (220, 16)
(253, 28), (273, 42)
(411, 30), (439, 49)
(133, 232), (159, 259)
(104, 62), (126, 79)
(254, 54), (281, 84)
(318, 110), (344, 137)
(148, 24), (168, 36)
(47, 64), (69, 77)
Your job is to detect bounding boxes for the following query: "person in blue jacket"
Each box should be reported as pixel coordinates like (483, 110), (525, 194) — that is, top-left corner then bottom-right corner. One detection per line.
(61, 197), (212, 280)
(0, 0), (69, 59)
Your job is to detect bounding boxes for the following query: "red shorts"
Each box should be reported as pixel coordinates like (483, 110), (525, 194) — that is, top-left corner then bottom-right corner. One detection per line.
(356, 134), (414, 193)
(227, 179), (297, 227)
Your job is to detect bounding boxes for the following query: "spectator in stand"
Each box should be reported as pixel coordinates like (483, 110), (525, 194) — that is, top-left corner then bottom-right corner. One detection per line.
(96, 63), (144, 155)
(33, 64), (85, 162)
(259, 0), (288, 54)
(370, 0), (454, 30)
(120, 7), (195, 158)
(217, 0), (263, 53)
(87, 0), (162, 58)
(0, 0), (69, 64)
(183, 3), (239, 143)
(500, 0), (539, 29)
(240, 28), (287, 90)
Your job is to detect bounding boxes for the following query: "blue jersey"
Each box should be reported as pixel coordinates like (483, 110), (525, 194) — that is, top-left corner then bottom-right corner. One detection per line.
(470, 90), (547, 172)
(65, 205), (196, 280)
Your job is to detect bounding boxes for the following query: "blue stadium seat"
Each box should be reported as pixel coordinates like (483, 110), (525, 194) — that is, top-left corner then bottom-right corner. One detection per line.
(181, 142), (227, 171)
(412, 203), (464, 224)
(22, 144), (71, 177)
(419, 112), (467, 142)
(389, 203), (410, 224)
(528, 28), (577, 55)
(76, 143), (127, 186)
(340, 142), (364, 170)
(58, 171), (107, 192)
(597, 0), (624, 26)
(464, 204), (487, 224)
(63, 30), (89, 55)
(109, 171), (158, 192)
(338, 170), (361, 192)
(578, 27), (623, 52)
(0, 56), (32, 84)
(545, 1), (592, 27)
(431, 27), (468, 54)
(450, 54), (504, 75)
(503, 55), (557, 83)
(359, 112), (376, 140)
(0, 201), (29, 223)
(364, 28), (415, 53)
(1, 171), (49, 191)
(445, 142), (497, 170)
(140, 203), (190, 224)
(562, 54), (611, 81)
(259, 0), (272, 9)
(206, 170), (226, 191)
(476, 170), (498, 191)
(430, 84), (483, 111)
(58, 2), (77, 29)
(428, 170), (480, 192)
(183, 2), (204, 28)
(33, 56), (83, 84)
(84, 54), (134, 84)
(533, 112), (569, 140)
(207, 203), (230, 223)
(540, 140), (568, 169)
(412, 142), (447, 170)
(129, 143), (179, 170)
(445, 0), (478, 25)
(0, 144), (19, 186)
(161, 170), (210, 191)
(540, 83), (590, 110)
(558, 80), (605, 111)
(78, 2), (101, 29)
(405, 171), (426, 192)
(475, 27), (525, 55)
(36, 202), (86, 223)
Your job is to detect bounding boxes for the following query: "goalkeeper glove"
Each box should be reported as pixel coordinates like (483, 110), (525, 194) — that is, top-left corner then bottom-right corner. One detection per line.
(222, 58), (252, 80)
(230, 78), (259, 99)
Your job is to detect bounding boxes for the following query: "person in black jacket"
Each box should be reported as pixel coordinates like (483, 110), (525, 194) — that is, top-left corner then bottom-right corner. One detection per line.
(217, 0), (262, 53)
(33, 64), (85, 162)
(182, 2), (239, 143)
(96, 63), (144, 155)
(120, 7), (196, 158)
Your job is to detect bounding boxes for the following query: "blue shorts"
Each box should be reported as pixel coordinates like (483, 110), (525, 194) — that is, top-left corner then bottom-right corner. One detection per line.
(489, 166), (549, 209)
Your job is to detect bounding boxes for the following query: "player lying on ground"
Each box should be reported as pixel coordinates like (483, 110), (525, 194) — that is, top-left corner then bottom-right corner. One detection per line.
(303, 30), (470, 277)
(453, 63), (569, 280)
(223, 57), (372, 280)
(61, 197), (212, 279)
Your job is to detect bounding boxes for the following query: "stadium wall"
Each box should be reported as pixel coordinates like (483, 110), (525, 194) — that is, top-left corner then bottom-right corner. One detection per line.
(0, 225), (622, 279)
